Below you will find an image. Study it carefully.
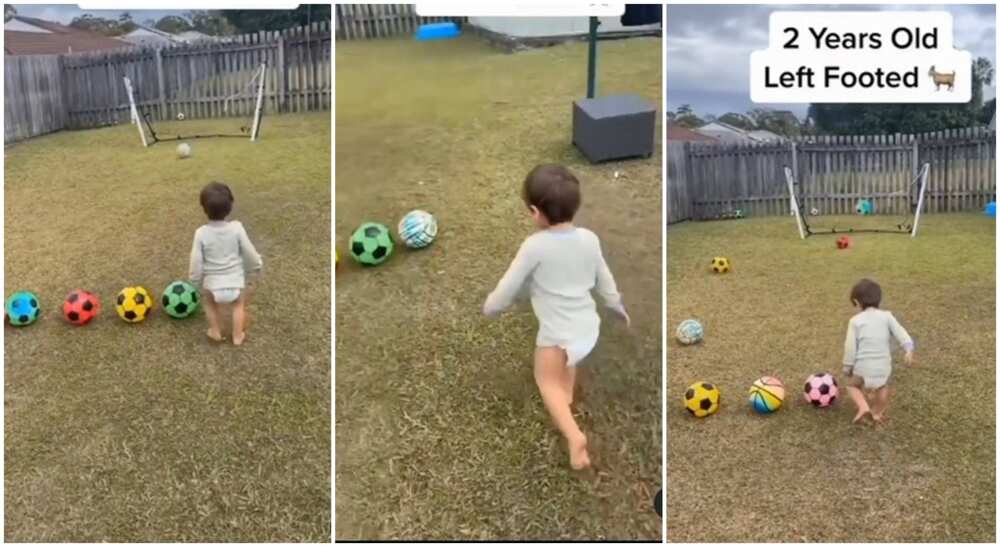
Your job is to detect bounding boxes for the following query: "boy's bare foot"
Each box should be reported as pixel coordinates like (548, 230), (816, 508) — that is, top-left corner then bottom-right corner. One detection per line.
(568, 434), (591, 470)
(206, 328), (223, 342)
(852, 409), (871, 424)
(872, 413), (889, 425)
(232, 332), (246, 346)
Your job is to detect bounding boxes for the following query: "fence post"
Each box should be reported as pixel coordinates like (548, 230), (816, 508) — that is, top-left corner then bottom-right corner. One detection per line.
(277, 35), (287, 113)
(911, 137), (919, 179)
(155, 47), (167, 120)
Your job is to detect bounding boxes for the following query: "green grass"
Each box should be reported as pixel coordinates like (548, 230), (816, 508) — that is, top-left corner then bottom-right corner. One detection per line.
(335, 36), (662, 540)
(666, 213), (995, 542)
(4, 113), (331, 541)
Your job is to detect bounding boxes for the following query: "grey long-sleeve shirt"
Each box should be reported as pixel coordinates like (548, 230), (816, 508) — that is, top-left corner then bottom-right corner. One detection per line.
(843, 307), (914, 376)
(484, 226), (623, 346)
(189, 220), (263, 291)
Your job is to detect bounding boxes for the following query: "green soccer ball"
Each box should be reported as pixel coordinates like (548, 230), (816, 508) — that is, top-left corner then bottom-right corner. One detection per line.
(6, 290), (40, 327)
(161, 280), (200, 319)
(350, 222), (394, 266)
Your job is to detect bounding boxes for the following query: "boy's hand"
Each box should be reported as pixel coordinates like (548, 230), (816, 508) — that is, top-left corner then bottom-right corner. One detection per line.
(612, 306), (631, 328)
(904, 351), (914, 366)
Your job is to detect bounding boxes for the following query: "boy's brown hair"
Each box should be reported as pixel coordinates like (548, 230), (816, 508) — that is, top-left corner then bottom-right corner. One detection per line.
(522, 164), (581, 224)
(200, 182), (234, 220)
(850, 278), (882, 309)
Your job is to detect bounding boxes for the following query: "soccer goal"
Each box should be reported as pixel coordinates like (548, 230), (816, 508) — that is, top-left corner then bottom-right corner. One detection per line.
(785, 162), (930, 238)
(123, 62), (267, 147)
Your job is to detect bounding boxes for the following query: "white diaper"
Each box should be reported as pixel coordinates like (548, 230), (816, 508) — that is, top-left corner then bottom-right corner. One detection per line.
(210, 288), (241, 304)
(559, 335), (599, 368)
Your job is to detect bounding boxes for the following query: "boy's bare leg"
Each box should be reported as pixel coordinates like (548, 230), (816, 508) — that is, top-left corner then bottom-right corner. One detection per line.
(232, 293), (247, 346)
(846, 376), (871, 424)
(871, 385), (891, 423)
(563, 365), (577, 405)
(535, 347), (590, 470)
(202, 292), (223, 342)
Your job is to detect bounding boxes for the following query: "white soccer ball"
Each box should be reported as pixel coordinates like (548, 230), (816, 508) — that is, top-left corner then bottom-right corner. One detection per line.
(176, 143), (192, 159)
(397, 209), (438, 249)
(177, 112), (185, 121)
(810, 207), (819, 216)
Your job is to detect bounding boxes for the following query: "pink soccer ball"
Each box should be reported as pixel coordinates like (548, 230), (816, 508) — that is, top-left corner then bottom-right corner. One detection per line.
(804, 372), (839, 407)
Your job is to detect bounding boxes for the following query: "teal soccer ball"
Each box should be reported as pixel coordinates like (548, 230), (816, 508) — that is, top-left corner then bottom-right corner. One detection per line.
(6, 291), (40, 327)
(351, 222), (394, 266)
(855, 200), (873, 215)
(162, 281), (200, 319)
(675, 319), (704, 345)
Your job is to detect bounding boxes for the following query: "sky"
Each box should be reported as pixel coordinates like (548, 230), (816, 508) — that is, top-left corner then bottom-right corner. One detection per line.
(10, 5), (187, 25)
(666, 4), (997, 119)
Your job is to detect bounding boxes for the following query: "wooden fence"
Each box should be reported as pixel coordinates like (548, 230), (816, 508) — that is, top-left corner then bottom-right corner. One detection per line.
(667, 127), (997, 223)
(4, 55), (67, 143)
(335, 4), (466, 40)
(5, 21), (330, 143)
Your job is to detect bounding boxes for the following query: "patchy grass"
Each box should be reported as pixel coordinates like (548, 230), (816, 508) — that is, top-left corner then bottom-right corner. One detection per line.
(335, 36), (662, 540)
(666, 213), (995, 542)
(4, 113), (331, 541)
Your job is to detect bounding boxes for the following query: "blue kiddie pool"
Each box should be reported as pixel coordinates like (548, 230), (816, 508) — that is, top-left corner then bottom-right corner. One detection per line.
(985, 201), (996, 217)
(415, 22), (460, 41)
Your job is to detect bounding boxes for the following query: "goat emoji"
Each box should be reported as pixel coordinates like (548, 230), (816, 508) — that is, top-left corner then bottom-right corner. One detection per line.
(928, 66), (955, 91)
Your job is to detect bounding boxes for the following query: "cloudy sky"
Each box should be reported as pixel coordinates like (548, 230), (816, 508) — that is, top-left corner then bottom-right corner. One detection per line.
(11, 5), (186, 25)
(667, 4), (996, 119)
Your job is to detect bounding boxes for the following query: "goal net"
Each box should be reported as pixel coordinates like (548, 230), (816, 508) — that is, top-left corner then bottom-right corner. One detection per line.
(785, 162), (930, 238)
(123, 62), (267, 147)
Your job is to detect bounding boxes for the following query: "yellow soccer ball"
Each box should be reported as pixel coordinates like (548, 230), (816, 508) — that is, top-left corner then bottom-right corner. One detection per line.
(684, 381), (721, 418)
(116, 286), (153, 323)
(711, 256), (731, 273)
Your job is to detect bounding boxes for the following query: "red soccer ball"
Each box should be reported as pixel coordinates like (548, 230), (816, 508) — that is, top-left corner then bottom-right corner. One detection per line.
(836, 236), (851, 249)
(63, 289), (101, 326)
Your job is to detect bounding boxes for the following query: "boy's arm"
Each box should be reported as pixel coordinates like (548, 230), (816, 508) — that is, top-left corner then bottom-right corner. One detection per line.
(189, 230), (204, 287)
(237, 222), (264, 274)
(483, 239), (536, 316)
(888, 313), (914, 362)
(595, 239), (629, 323)
(842, 319), (858, 375)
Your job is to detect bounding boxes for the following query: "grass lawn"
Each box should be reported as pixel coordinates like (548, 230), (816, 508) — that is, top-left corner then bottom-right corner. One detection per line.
(666, 213), (995, 542)
(4, 113), (331, 541)
(335, 36), (662, 540)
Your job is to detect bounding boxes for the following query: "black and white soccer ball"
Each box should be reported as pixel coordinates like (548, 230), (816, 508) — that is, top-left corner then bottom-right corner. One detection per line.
(177, 112), (186, 121)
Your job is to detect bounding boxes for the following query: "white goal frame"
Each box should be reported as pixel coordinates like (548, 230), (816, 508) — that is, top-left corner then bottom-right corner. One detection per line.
(785, 162), (931, 239)
(123, 62), (267, 147)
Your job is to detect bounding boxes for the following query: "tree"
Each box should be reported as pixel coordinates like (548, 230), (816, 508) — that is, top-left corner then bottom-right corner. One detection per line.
(154, 15), (193, 34)
(69, 13), (135, 36)
(186, 10), (237, 36)
(668, 105), (706, 128)
(4, 4), (16, 23)
(717, 112), (754, 130)
(220, 5), (331, 33)
(808, 57), (995, 134)
(747, 108), (803, 137)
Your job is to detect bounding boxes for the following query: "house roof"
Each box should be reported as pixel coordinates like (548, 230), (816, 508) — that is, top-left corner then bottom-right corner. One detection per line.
(667, 122), (718, 142)
(5, 15), (129, 55)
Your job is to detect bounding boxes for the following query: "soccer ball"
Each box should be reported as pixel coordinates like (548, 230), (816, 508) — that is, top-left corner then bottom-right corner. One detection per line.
(675, 319), (704, 345)
(350, 222), (394, 266)
(177, 143), (191, 159)
(855, 199), (873, 215)
(398, 209), (438, 249)
(810, 207), (819, 216)
(734, 208), (744, 219)
(804, 372), (839, 407)
(684, 381), (721, 418)
(749, 376), (785, 414)
(63, 289), (100, 325)
(837, 236), (851, 249)
(162, 281), (200, 319)
(6, 291), (40, 327)
(711, 256), (730, 273)
(115, 286), (153, 323)
(177, 112), (186, 121)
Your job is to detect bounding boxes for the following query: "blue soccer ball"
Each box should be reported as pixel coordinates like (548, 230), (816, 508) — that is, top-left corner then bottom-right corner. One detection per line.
(855, 199), (874, 215)
(675, 319), (703, 345)
(6, 290), (40, 327)
(985, 201), (996, 218)
(397, 209), (438, 249)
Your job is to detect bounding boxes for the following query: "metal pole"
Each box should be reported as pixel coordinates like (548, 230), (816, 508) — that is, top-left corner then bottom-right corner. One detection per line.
(586, 16), (598, 98)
